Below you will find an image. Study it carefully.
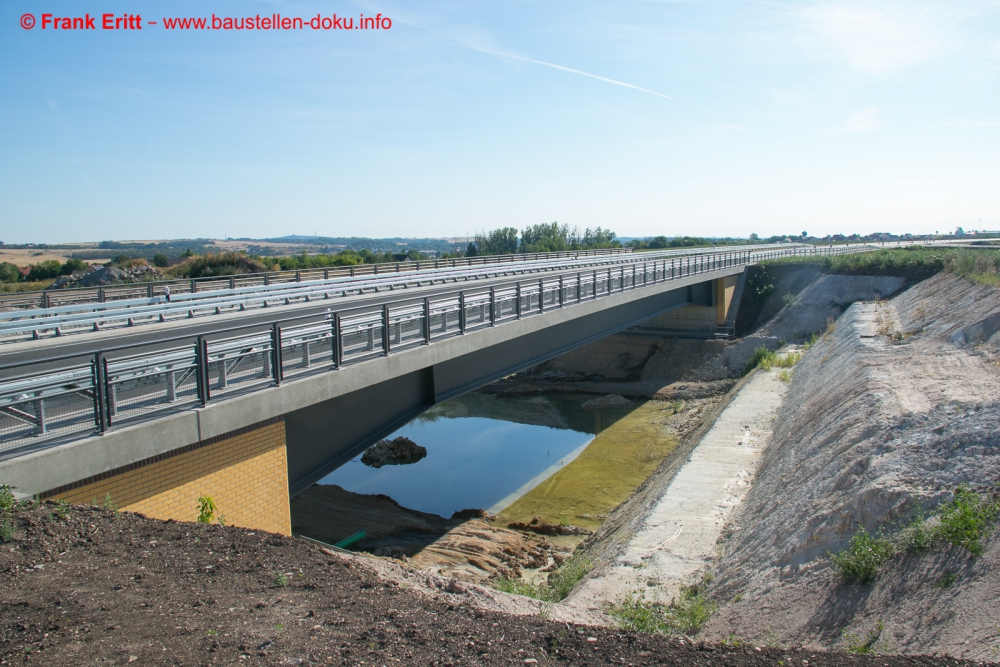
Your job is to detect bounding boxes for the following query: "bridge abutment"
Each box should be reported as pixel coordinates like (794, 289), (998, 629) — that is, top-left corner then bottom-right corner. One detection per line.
(41, 418), (291, 535)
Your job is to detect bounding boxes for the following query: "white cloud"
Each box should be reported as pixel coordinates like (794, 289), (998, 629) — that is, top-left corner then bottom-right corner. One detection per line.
(797, 4), (944, 73)
(829, 107), (882, 133)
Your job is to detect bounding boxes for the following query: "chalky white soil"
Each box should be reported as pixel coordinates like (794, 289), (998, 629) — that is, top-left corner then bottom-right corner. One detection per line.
(702, 273), (1000, 661)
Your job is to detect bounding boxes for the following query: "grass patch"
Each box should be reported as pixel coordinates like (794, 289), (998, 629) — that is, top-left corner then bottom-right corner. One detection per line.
(606, 582), (716, 636)
(933, 572), (958, 589)
(844, 622), (884, 654)
(743, 346), (777, 374)
(0, 519), (14, 542)
(492, 555), (593, 602)
(829, 528), (896, 584)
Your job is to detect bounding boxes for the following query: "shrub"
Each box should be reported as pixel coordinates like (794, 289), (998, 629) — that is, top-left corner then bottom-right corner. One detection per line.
(607, 584), (716, 636)
(845, 622), (884, 654)
(830, 528), (896, 584)
(0, 519), (14, 542)
(197, 496), (217, 524)
(0, 485), (15, 513)
(934, 486), (1000, 557)
(897, 513), (934, 553)
(0, 262), (21, 284)
(743, 346), (777, 374)
(493, 556), (593, 602)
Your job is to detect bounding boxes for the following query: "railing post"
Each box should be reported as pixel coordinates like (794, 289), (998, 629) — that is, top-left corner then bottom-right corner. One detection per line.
(196, 336), (211, 406)
(558, 276), (564, 307)
(592, 270), (598, 298)
(515, 283), (522, 318)
(229, 277), (236, 290)
(271, 324), (284, 385)
(577, 273), (582, 302)
(332, 314), (342, 366)
(93, 353), (108, 433)
(296, 271), (301, 283)
(539, 278), (544, 313)
(146, 284), (153, 299)
(459, 293), (467, 333)
(41, 291), (50, 309)
(423, 298), (432, 342)
(265, 274), (270, 286)
(191, 279), (197, 294)
(489, 288), (496, 325)
(382, 304), (391, 354)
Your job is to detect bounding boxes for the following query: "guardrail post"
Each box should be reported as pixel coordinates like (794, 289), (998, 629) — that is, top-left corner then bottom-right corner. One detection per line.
(558, 276), (564, 307)
(93, 353), (109, 432)
(423, 298), (432, 342)
(459, 293), (467, 333)
(196, 336), (211, 405)
(332, 314), (342, 367)
(577, 273), (582, 302)
(489, 288), (497, 325)
(382, 305), (391, 353)
(271, 324), (284, 384)
(296, 271), (301, 283)
(538, 278), (544, 313)
(41, 291), (50, 309)
(592, 270), (598, 298)
(515, 284), (522, 318)
(229, 277), (236, 290)
(191, 279), (197, 294)
(264, 274), (271, 286)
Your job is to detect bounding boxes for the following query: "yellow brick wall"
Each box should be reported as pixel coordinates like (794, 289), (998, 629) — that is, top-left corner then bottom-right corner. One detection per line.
(51, 420), (291, 535)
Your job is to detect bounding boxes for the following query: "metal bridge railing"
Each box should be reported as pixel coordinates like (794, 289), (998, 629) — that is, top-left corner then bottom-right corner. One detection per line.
(0, 247), (634, 311)
(0, 243), (878, 455)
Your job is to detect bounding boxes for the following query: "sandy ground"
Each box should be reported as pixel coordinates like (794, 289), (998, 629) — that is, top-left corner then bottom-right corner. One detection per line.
(701, 273), (1000, 661)
(565, 368), (788, 611)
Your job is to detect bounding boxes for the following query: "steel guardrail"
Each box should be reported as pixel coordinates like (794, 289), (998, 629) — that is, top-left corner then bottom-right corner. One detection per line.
(0, 244), (798, 341)
(0, 243), (877, 456)
(0, 247), (634, 311)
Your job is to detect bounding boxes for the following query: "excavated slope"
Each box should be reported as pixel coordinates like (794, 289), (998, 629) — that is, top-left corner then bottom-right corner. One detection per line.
(702, 273), (1000, 661)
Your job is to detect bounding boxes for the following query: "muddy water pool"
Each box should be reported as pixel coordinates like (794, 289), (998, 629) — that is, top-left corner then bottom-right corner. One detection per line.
(319, 393), (630, 519)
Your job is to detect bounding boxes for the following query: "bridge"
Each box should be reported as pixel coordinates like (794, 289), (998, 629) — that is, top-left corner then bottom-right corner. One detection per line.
(0, 243), (873, 535)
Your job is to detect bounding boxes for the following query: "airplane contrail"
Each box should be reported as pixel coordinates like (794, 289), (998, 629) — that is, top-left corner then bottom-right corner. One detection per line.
(477, 47), (674, 100)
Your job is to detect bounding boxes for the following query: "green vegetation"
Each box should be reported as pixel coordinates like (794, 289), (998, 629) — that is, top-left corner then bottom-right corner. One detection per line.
(743, 346), (802, 375)
(606, 581), (716, 636)
(844, 622), (884, 654)
(52, 500), (70, 520)
(197, 496), (217, 524)
(832, 485), (1000, 585)
(935, 486), (1000, 557)
(830, 528), (897, 584)
(0, 520), (14, 543)
(274, 572), (289, 587)
(934, 572), (958, 589)
(493, 556), (593, 602)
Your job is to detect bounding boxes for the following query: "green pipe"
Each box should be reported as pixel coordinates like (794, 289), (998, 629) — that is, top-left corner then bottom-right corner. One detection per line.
(333, 530), (366, 549)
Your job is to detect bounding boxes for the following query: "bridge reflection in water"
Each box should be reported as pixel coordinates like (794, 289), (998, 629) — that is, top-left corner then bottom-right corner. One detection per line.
(319, 393), (631, 518)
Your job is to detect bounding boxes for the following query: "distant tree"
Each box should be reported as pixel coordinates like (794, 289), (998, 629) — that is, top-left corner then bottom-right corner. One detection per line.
(955, 227), (965, 236)
(0, 262), (21, 283)
(59, 258), (88, 275)
(406, 249), (423, 261)
(749, 233), (760, 242)
(465, 242), (478, 257)
(520, 222), (571, 253)
(27, 260), (62, 281)
(476, 227), (519, 255)
(152, 253), (169, 268)
(111, 253), (131, 266)
(582, 227), (617, 248)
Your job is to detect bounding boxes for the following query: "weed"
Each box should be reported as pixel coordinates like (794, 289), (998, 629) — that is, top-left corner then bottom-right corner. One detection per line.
(606, 585), (716, 636)
(0, 519), (14, 542)
(845, 622), (884, 654)
(274, 572), (289, 587)
(744, 346), (778, 374)
(538, 603), (552, 620)
(558, 515), (570, 527)
(206, 629), (218, 636)
(777, 370), (791, 383)
(197, 496), (217, 524)
(492, 555), (592, 602)
(276, 623), (284, 632)
(102, 493), (118, 514)
(829, 528), (896, 584)
(732, 593), (742, 602)
(897, 513), (934, 553)
(723, 634), (743, 647)
(934, 486), (1000, 557)
(217, 515), (227, 527)
(763, 630), (782, 649)
(934, 572), (958, 589)
(53, 500), (70, 520)
(782, 292), (795, 305)
(0, 486), (15, 513)
(773, 351), (802, 367)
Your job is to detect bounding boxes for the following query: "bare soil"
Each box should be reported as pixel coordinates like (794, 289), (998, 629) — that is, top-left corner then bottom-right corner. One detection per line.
(0, 502), (972, 666)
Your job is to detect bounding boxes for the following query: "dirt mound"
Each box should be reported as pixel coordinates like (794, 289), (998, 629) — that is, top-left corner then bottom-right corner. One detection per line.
(48, 264), (163, 289)
(361, 436), (427, 468)
(0, 502), (968, 665)
(702, 273), (1000, 661)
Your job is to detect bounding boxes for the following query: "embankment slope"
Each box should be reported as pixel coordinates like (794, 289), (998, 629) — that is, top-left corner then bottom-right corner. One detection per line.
(702, 273), (1000, 660)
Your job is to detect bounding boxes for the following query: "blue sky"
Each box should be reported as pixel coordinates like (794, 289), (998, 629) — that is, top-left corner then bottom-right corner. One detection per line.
(2, 0), (998, 243)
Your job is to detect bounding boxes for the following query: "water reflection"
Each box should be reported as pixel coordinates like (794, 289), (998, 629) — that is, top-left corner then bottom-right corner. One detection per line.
(320, 393), (632, 518)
